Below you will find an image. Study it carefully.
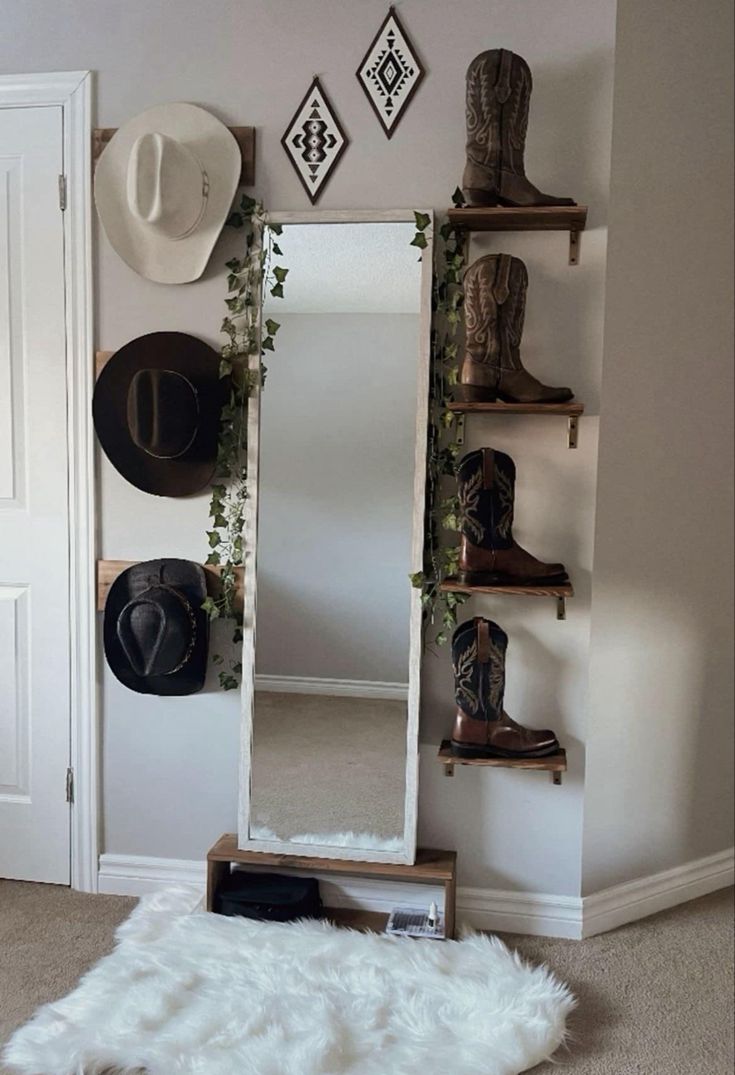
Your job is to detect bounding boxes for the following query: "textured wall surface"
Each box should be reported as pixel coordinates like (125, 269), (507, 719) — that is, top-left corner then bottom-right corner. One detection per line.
(582, 0), (735, 893)
(0, 0), (616, 894)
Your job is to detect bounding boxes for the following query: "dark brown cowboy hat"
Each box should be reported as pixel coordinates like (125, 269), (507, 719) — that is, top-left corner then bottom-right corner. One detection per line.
(93, 331), (227, 497)
(104, 558), (209, 695)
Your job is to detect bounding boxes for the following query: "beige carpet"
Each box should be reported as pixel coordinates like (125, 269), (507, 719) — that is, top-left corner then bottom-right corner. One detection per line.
(0, 881), (732, 1074)
(251, 692), (407, 846)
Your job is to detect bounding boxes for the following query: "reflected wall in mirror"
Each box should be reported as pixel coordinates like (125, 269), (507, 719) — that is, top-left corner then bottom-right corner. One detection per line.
(238, 212), (432, 863)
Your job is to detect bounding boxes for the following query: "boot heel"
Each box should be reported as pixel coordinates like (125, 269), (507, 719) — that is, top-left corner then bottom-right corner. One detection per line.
(454, 385), (498, 403)
(462, 188), (502, 208)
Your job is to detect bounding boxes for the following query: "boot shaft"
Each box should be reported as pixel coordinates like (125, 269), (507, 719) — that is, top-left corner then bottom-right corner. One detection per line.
(452, 616), (507, 722)
(456, 447), (515, 551)
(463, 254), (527, 372)
(465, 48), (531, 181)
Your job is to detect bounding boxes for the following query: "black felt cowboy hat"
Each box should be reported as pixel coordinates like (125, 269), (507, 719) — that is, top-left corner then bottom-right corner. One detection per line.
(93, 331), (227, 497)
(104, 559), (209, 695)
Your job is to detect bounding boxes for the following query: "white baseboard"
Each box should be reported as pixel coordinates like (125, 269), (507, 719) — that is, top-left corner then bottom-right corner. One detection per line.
(254, 674), (408, 701)
(98, 854), (440, 912)
(98, 854), (205, 897)
(98, 847), (734, 940)
(459, 886), (584, 940)
(581, 848), (734, 938)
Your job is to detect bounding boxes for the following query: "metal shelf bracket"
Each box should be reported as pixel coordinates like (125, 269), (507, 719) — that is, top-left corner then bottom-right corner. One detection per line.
(569, 229), (580, 265)
(556, 596), (567, 621)
(567, 415), (579, 449)
(455, 413), (465, 446)
(552, 771), (563, 786)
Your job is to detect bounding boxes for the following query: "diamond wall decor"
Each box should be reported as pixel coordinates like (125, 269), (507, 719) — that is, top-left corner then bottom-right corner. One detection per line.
(357, 7), (425, 139)
(281, 77), (349, 205)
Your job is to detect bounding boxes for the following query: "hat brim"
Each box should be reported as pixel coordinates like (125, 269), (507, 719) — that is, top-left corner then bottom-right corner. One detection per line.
(93, 332), (227, 497)
(104, 559), (209, 695)
(94, 103), (241, 284)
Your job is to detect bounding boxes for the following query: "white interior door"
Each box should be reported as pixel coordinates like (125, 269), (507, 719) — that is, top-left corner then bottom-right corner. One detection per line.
(0, 105), (70, 883)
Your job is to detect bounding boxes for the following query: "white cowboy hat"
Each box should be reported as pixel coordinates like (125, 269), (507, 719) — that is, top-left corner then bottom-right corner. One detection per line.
(95, 103), (241, 284)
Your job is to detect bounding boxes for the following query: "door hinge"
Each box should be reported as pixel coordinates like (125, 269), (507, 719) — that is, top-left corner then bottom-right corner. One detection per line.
(58, 174), (67, 211)
(65, 767), (74, 804)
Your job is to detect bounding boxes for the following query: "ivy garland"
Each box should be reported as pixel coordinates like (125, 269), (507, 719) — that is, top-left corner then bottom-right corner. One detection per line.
(202, 195), (288, 690)
(410, 192), (471, 647)
(203, 194), (468, 685)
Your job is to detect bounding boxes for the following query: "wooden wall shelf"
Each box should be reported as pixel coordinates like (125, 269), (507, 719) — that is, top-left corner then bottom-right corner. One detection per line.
(206, 834), (458, 938)
(92, 126), (255, 187)
(449, 400), (584, 416)
(448, 400), (584, 449)
(96, 559), (243, 613)
(448, 204), (588, 264)
(440, 577), (573, 620)
(437, 741), (567, 784)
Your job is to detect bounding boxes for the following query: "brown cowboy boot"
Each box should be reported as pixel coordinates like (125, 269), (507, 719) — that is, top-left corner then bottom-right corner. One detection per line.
(457, 254), (574, 404)
(451, 617), (559, 758)
(463, 49), (576, 208)
(456, 448), (568, 586)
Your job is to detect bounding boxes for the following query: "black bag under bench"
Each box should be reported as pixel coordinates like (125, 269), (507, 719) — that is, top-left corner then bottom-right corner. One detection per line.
(215, 870), (323, 923)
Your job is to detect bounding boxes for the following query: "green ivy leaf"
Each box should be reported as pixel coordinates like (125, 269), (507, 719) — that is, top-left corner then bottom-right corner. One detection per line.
(219, 673), (239, 690)
(410, 232), (428, 250)
(270, 282), (284, 299)
(269, 222), (283, 236)
(272, 242), (283, 256)
(226, 211), (244, 229)
(264, 319), (281, 336)
(272, 265), (289, 284)
(413, 211), (431, 231)
(201, 596), (220, 620)
(409, 571), (426, 588)
(205, 551), (221, 566)
(451, 186), (465, 207)
(261, 336), (275, 352)
(207, 531), (221, 549)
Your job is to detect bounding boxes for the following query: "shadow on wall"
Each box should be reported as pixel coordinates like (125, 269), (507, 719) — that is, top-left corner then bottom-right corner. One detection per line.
(587, 579), (735, 888)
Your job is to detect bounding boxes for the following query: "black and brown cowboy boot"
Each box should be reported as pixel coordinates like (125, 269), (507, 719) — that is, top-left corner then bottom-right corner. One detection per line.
(457, 253), (574, 404)
(463, 48), (576, 208)
(451, 617), (559, 758)
(456, 448), (568, 586)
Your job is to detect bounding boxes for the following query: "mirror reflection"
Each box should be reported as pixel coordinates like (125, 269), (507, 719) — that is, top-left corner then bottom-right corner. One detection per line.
(249, 221), (423, 854)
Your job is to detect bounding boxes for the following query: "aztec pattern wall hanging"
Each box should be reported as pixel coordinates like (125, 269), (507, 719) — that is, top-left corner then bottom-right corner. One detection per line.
(357, 7), (425, 138)
(281, 77), (349, 204)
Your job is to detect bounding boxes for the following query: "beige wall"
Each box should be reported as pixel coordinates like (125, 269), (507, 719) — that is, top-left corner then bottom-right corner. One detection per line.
(582, 0), (735, 893)
(0, 0), (619, 895)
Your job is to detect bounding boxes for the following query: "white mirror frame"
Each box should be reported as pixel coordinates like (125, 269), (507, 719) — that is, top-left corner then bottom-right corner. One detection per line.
(237, 208), (434, 865)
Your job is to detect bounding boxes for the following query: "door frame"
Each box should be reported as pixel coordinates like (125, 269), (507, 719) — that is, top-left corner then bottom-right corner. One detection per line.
(0, 71), (96, 891)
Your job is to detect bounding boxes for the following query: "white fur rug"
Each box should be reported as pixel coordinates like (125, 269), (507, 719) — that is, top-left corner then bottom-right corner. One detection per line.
(3, 888), (574, 1075)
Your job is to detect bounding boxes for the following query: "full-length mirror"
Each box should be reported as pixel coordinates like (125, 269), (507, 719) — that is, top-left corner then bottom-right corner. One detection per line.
(238, 211), (432, 863)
